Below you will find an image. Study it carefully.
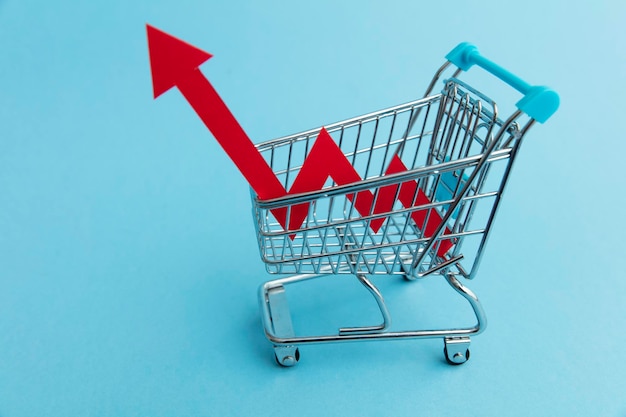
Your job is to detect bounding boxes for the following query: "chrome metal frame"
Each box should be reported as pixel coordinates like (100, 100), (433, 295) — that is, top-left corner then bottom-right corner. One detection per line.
(251, 60), (537, 366)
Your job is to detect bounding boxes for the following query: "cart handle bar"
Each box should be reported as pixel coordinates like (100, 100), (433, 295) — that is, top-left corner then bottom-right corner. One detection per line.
(446, 42), (559, 123)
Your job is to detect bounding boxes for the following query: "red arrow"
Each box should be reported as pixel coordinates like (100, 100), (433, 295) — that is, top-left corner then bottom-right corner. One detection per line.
(147, 24), (287, 202)
(147, 25), (454, 256)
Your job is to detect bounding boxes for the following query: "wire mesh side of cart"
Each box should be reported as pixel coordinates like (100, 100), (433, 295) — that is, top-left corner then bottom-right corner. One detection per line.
(251, 78), (524, 279)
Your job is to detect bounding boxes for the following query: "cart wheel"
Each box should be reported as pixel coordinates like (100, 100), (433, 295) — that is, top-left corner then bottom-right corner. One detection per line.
(443, 345), (470, 365)
(400, 265), (415, 281)
(274, 347), (300, 367)
(443, 337), (471, 365)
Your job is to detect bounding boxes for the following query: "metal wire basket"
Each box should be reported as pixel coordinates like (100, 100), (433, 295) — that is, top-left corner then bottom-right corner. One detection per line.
(253, 42), (558, 366)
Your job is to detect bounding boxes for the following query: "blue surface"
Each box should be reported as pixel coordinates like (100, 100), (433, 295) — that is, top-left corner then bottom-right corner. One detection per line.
(1, 1), (625, 416)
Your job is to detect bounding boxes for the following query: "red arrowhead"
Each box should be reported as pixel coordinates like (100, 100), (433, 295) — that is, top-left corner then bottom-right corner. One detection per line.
(146, 24), (213, 98)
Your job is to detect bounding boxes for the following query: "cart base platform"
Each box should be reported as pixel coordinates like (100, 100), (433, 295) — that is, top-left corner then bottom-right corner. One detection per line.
(259, 272), (485, 366)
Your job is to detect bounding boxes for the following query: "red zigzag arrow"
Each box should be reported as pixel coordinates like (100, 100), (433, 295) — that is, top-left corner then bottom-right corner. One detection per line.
(146, 24), (452, 256)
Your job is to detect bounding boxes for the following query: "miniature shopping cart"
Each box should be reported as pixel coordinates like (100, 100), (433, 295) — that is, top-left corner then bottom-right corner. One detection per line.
(252, 43), (558, 366)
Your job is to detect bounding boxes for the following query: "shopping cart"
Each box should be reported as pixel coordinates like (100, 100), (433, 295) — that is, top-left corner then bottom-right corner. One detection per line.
(252, 43), (558, 366)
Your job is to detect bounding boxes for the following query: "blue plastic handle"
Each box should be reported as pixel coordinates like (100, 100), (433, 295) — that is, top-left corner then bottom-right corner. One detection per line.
(445, 42), (559, 123)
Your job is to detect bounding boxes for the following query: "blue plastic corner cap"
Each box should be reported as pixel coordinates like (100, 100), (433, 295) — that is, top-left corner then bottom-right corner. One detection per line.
(445, 42), (479, 71)
(515, 86), (560, 123)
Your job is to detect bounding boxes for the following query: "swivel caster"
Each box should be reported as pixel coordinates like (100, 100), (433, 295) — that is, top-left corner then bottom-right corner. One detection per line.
(444, 337), (470, 365)
(274, 346), (300, 367)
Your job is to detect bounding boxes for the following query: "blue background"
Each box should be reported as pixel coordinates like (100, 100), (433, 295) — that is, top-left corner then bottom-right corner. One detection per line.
(1, 1), (625, 415)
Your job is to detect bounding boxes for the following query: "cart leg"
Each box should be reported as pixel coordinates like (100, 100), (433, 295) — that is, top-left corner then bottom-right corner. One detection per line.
(443, 337), (471, 365)
(267, 285), (300, 367)
(338, 274), (391, 335)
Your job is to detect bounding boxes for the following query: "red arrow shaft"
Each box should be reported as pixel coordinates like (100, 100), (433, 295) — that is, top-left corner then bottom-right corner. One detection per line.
(177, 68), (287, 200)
